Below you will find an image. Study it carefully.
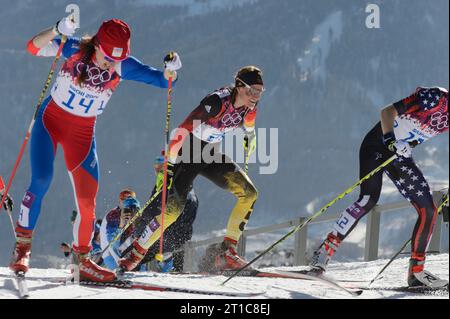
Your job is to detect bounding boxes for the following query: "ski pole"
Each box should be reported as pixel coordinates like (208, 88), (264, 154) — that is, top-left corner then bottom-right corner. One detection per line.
(368, 191), (449, 286)
(155, 73), (174, 263)
(244, 143), (249, 175)
(0, 36), (67, 212)
(222, 154), (397, 285)
(98, 58), (176, 263)
(0, 176), (17, 239)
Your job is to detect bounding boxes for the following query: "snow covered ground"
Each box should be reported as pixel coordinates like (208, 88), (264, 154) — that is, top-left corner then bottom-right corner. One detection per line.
(0, 254), (447, 299)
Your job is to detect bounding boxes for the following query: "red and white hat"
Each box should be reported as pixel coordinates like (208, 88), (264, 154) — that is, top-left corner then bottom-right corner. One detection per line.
(95, 19), (131, 61)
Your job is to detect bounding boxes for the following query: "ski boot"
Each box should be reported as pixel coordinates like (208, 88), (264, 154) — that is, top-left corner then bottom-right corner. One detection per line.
(407, 258), (448, 289)
(213, 237), (250, 271)
(118, 241), (148, 275)
(72, 246), (117, 282)
(307, 233), (341, 275)
(9, 227), (33, 274)
(198, 237), (250, 273)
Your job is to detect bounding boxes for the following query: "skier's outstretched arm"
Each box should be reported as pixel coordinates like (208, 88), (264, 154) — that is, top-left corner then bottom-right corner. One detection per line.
(117, 52), (181, 87)
(26, 16), (78, 57)
(28, 26), (58, 50)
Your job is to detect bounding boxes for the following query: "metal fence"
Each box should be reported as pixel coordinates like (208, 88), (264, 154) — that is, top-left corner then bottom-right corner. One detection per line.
(182, 188), (448, 272)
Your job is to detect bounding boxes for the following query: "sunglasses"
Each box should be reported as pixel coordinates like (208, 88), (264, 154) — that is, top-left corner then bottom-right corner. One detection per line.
(121, 207), (137, 215)
(236, 78), (265, 98)
(103, 55), (116, 63)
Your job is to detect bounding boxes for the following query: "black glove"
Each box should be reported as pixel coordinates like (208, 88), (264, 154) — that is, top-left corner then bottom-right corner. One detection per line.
(60, 242), (72, 257)
(1, 192), (14, 212)
(382, 132), (396, 152)
(163, 51), (175, 66)
(443, 196), (449, 223)
(443, 205), (449, 223)
(163, 51), (182, 71)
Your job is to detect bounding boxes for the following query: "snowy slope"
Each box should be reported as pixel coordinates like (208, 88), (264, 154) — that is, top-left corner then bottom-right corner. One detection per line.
(0, 254), (447, 299)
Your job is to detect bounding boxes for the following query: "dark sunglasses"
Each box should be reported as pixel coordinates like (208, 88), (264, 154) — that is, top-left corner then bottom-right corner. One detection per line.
(103, 54), (116, 63)
(121, 207), (138, 215)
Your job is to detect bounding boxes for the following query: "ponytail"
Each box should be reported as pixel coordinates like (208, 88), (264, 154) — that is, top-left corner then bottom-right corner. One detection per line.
(76, 36), (96, 86)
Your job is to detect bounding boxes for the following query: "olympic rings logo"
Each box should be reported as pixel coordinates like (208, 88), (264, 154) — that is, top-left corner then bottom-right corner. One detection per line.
(76, 62), (112, 85)
(221, 110), (246, 127)
(430, 112), (449, 130)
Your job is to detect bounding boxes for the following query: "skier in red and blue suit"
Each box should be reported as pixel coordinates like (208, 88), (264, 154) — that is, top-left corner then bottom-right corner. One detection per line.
(10, 15), (182, 282)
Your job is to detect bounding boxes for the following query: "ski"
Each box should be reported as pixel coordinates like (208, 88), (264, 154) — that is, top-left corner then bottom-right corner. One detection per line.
(285, 270), (369, 283)
(220, 268), (306, 278)
(5, 273), (265, 297)
(160, 269), (327, 278)
(23, 275), (265, 297)
(270, 270), (363, 296)
(222, 269), (367, 283)
(14, 271), (30, 299)
(76, 279), (265, 297)
(145, 269), (362, 296)
(195, 268), (321, 279)
(364, 284), (448, 295)
(164, 268), (367, 285)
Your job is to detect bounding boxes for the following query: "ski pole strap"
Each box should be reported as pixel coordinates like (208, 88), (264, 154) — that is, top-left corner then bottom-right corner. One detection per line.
(222, 155), (397, 285)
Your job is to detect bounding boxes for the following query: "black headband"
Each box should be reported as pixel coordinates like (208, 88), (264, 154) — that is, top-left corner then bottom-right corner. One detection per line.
(236, 69), (263, 86)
